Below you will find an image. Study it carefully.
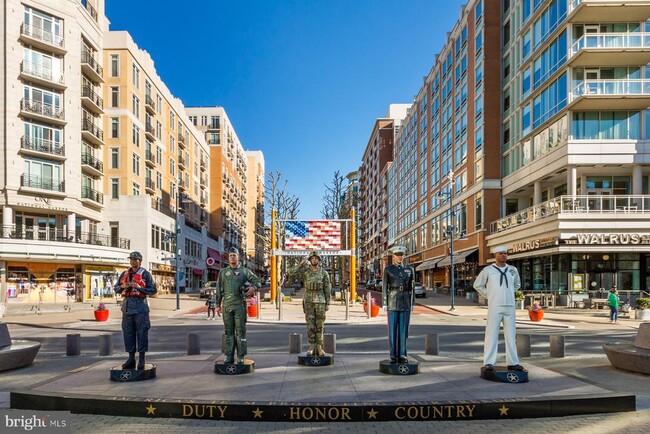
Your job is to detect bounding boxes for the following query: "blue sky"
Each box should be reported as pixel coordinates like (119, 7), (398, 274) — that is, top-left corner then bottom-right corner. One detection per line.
(106, 0), (466, 219)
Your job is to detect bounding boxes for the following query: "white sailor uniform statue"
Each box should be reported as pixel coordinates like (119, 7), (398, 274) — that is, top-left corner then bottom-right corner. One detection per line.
(382, 246), (415, 363)
(473, 245), (526, 372)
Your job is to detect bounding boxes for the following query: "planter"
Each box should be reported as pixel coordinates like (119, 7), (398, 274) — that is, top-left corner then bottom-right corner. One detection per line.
(247, 305), (258, 317)
(363, 303), (380, 318)
(636, 309), (650, 321)
(528, 309), (544, 322)
(94, 310), (109, 322)
(516, 300), (524, 310)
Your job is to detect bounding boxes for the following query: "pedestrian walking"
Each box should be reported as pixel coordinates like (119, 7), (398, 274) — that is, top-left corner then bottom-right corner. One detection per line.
(205, 291), (216, 319)
(608, 286), (620, 324)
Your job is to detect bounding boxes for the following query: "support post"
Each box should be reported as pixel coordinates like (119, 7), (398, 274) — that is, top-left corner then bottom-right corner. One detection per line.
(270, 209), (277, 306)
(66, 334), (81, 356)
(350, 207), (357, 304)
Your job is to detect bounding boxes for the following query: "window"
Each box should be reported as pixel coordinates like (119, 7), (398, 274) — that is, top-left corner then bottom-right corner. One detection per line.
(170, 159), (175, 177)
(132, 153), (140, 176)
(170, 111), (175, 129)
(132, 94), (140, 118)
(475, 30), (483, 57)
(132, 124), (140, 147)
(132, 63), (140, 88)
(110, 148), (119, 169)
(475, 193), (483, 229)
(110, 54), (119, 77)
(23, 122), (62, 151)
(132, 182), (140, 195)
(156, 171), (162, 189)
(111, 178), (119, 199)
(111, 117), (119, 138)
(23, 159), (62, 186)
(110, 86), (119, 107)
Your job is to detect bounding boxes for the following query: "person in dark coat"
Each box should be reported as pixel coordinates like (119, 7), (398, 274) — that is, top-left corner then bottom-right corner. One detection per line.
(114, 251), (157, 369)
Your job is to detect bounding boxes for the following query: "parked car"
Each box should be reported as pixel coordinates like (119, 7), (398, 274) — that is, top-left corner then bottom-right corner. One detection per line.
(199, 281), (218, 298)
(414, 282), (426, 298)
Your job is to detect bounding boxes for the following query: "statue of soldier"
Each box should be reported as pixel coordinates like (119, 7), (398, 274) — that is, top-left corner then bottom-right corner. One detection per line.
(215, 247), (262, 364)
(288, 251), (331, 356)
(382, 246), (415, 364)
(114, 251), (157, 370)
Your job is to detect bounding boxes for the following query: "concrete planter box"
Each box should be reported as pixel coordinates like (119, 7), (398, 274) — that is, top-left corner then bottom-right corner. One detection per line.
(635, 309), (650, 320)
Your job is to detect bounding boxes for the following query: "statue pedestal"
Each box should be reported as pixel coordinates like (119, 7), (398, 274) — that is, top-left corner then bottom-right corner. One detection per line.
(378, 359), (419, 375)
(297, 353), (334, 366)
(110, 364), (156, 382)
(214, 359), (254, 375)
(480, 366), (529, 383)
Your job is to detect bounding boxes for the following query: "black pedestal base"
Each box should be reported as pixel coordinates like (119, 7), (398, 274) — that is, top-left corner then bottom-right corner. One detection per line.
(214, 359), (255, 375)
(297, 353), (334, 366)
(110, 364), (156, 382)
(378, 359), (419, 375)
(480, 366), (529, 383)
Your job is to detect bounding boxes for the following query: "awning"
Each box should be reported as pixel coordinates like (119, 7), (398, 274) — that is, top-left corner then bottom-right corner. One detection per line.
(436, 249), (478, 267)
(416, 258), (442, 271)
(193, 268), (204, 275)
(207, 247), (222, 261)
(206, 248), (222, 268)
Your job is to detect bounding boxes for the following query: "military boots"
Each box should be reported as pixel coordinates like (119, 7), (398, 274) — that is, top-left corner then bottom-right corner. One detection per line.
(306, 344), (316, 356)
(122, 352), (136, 369)
(315, 344), (325, 357)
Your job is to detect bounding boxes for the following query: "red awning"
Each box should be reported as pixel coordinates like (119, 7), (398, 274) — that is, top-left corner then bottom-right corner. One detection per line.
(193, 268), (204, 275)
(207, 248), (222, 261)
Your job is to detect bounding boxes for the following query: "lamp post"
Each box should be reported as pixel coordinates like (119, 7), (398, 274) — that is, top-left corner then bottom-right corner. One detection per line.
(437, 174), (456, 312)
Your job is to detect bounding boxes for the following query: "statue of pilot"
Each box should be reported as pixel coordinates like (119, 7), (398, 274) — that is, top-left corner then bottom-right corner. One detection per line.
(381, 245), (415, 363)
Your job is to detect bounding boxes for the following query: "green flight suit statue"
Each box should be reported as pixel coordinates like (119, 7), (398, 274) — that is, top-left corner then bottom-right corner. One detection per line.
(215, 247), (262, 364)
(288, 251), (331, 356)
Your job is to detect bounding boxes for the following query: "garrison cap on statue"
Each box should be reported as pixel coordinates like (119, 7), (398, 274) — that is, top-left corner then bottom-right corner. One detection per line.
(390, 246), (407, 255)
(491, 245), (510, 254)
(227, 247), (240, 255)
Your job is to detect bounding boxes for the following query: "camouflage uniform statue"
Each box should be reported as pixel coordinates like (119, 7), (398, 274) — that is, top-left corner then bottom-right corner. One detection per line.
(215, 247), (262, 364)
(288, 251), (331, 356)
(114, 251), (157, 370)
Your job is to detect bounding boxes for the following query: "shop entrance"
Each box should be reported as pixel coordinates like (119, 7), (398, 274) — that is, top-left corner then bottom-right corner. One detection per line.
(589, 271), (615, 294)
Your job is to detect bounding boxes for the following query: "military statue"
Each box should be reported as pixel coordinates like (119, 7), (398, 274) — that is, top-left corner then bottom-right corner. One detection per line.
(215, 247), (262, 364)
(382, 246), (415, 364)
(288, 251), (331, 356)
(114, 251), (157, 369)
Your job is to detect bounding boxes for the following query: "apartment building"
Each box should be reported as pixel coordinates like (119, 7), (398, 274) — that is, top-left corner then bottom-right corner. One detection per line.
(245, 150), (266, 277)
(186, 107), (251, 268)
(359, 104), (410, 281)
(0, 0), (132, 306)
(486, 0), (650, 301)
(102, 31), (213, 294)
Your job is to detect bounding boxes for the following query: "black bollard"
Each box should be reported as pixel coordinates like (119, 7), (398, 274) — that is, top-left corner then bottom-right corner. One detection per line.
(424, 333), (439, 355)
(324, 333), (336, 354)
(550, 335), (565, 358)
(188, 333), (201, 355)
(516, 334), (531, 358)
(66, 334), (81, 356)
(289, 333), (302, 354)
(98, 334), (113, 356)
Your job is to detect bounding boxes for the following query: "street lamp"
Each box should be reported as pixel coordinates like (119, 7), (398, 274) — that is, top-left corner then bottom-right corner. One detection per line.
(437, 173), (456, 312)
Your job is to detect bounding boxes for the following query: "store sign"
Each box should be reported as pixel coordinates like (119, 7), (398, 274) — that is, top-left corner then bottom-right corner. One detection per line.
(564, 233), (650, 245)
(510, 237), (558, 253)
(407, 253), (422, 263)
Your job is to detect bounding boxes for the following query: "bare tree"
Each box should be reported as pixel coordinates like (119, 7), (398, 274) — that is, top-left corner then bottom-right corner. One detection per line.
(321, 170), (352, 287)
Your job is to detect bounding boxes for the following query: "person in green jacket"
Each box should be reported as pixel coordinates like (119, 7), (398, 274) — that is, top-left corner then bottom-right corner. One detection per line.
(608, 286), (620, 324)
(215, 247), (262, 363)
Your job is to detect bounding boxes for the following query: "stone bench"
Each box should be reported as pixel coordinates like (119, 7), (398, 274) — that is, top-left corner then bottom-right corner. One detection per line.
(603, 322), (650, 374)
(0, 323), (41, 372)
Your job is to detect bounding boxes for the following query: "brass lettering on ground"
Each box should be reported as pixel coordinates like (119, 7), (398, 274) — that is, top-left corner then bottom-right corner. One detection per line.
(181, 404), (227, 419)
(288, 406), (352, 421)
(394, 405), (476, 420)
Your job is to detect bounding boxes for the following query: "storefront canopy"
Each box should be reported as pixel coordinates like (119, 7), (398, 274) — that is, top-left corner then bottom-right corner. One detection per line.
(416, 258), (442, 271)
(436, 249), (478, 267)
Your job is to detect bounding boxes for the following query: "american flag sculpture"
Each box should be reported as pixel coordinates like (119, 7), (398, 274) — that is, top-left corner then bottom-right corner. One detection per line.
(285, 221), (341, 251)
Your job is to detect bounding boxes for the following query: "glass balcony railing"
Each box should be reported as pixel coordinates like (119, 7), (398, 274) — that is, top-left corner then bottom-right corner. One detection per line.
(572, 32), (650, 54)
(0, 224), (129, 248)
(572, 79), (650, 98)
(20, 60), (64, 85)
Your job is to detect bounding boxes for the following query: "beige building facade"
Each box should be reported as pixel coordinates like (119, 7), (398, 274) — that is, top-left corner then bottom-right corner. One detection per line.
(245, 151), (266, 276)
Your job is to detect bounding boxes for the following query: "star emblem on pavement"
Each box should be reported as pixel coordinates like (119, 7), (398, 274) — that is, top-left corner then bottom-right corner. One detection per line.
(498, 405), (509, 416)
(506, 372), (519, 383)
(398, 365), (410, 375)
(226, 365), (237, 374)
(252, 407), (263, 419)
(146, 404), (156, 415)
(120, 371), (132, 381)
(311, 357), (321, 365)
(367, 408), (378, 419)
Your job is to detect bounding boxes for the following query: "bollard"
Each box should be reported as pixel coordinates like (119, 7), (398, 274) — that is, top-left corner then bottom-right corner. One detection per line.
(550, 335), (565, 358)
(98, 334), (113, 356)
(256, 292), (261, 319)
(188, 333), (201, 355)
(66, 333), (81, 356)
(289, 333), (302, 354)
(221, 333), (226, 354)
(516, 334), (531, 358)
(424, 333), (439, 355)
(324, 333), (336, 354)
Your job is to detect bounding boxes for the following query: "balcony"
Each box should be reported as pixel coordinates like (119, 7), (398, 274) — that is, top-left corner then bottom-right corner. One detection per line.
(178, 133), (186, 148)
(20, 174), (65, 195)
(570, 32), (650, 67)
(145, 177), (156, 194)
(81, 152), (104, 176)
(81, 186), (103, 205)
(81, 118), (104, 146)
(82, 0), (99, 22)
(19, 23), (66, 54)
(490, 195), (650, 234)
(145, 122), (156, 139)
(569, 0), (650, 23)
(145, 94), (156, 114)
(81, 85), (104, 114)
(569, 79), (650, 110)
(177, 153), (187, 170)
(20, 136), (65, 161)
(145, 149), (156, 166)
(80, 49), (104, 83)
(20, 99), (65, 125)
(1, 225), (128, 248)
(19, 60), (65, 90)
(200, 158), (206, 172)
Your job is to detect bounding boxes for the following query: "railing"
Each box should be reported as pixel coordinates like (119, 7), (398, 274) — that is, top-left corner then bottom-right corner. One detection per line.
(81, 49), (103, 77)
(81, 0), (98, 22)
(21, 136), (64, 156)
(571, 32), (650, 54)
(20, 99), (65, 121)
(81, 85), (104, 109)
(145, 122), (155, 135)
(145, 94), (155, 110)
(177, 154), (186, 167)
(20, 174), (64, 192)
(81, 152), (103, 172)
(145, 177), (155, 190)
(491, 194), (650, 233)
(200, 158), (206, 170)
(178, 133), (185, 143)
(20, 60), (65, 85)
(82, 118), (104, 141)
(81, 186), (103, 204)
(0, 224), (129, 249)
(20, 23), (64, 48)
(572, 79), (650, 98)
(145, 149), (156, 164)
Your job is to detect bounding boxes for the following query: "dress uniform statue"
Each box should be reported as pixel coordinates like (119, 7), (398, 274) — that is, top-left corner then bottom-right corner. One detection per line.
(288, 251), (331, 356)
(382, 246), (415, 363)
(114, 251), (157, 369)
(215, 247), (262, 364)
